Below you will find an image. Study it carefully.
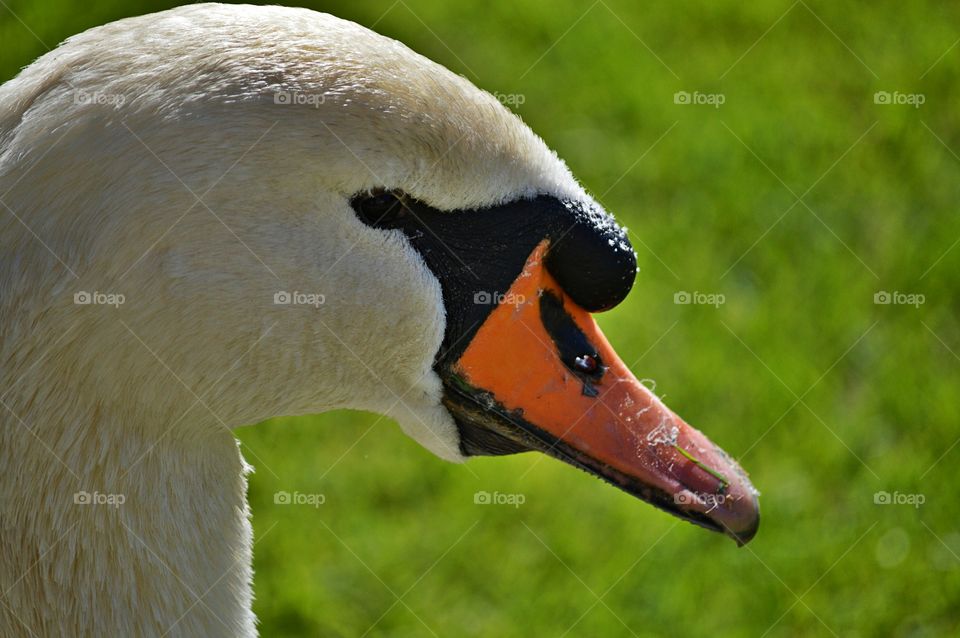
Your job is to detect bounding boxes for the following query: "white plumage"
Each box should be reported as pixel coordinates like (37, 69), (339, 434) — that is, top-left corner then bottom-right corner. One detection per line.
(0, 4), (595, 636)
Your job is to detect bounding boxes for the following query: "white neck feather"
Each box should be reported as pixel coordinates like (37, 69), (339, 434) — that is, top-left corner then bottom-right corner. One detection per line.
(0, 376), (255, 637)
(0, 4), (591, 635)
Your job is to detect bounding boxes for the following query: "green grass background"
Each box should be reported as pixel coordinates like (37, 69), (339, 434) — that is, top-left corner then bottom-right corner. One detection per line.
(3, 1), (959, 635)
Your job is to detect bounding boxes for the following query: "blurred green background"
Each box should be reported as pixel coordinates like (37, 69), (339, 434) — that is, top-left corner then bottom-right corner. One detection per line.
(3, 1), (959, 635)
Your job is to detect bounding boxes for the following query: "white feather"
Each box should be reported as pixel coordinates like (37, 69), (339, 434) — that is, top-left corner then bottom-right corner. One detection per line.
(0, 4), (594, 635)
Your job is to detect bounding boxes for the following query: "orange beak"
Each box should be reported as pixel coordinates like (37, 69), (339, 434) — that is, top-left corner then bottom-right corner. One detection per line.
(443, 241), (759, 544)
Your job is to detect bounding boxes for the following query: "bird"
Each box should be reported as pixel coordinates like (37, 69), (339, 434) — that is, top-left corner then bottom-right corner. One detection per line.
(0, 4), (759, 636)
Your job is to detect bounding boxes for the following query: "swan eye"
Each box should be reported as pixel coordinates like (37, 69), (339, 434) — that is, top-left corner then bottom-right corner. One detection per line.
(352, 188), (408, 225)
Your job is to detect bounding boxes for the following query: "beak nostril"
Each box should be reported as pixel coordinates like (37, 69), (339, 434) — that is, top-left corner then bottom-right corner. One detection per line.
(573, 354), (599, 374)
(538, 291), (607, 382)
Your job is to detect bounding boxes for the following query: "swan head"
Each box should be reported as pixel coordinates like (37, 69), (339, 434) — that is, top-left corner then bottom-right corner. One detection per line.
(1, 4), (758, 542)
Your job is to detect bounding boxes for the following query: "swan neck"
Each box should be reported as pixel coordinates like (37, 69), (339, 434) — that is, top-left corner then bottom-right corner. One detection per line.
(0, 407), (257, 637)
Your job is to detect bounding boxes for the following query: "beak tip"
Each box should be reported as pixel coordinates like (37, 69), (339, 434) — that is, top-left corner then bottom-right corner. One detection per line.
(725, 491), (760, 547)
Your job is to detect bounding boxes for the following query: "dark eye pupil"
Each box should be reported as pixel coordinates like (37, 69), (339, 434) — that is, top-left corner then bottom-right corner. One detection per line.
(358, 189), (406, 223)
(574, 354), (598, 373)
(371, 193), (395, 209)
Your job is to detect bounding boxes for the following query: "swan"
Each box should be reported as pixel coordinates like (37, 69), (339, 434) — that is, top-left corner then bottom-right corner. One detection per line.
(0, 4), (759, 636)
